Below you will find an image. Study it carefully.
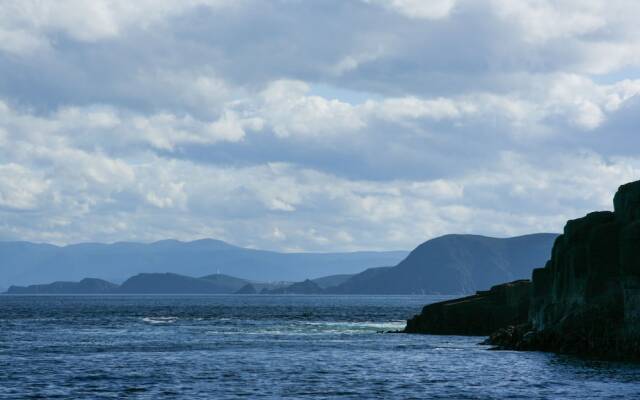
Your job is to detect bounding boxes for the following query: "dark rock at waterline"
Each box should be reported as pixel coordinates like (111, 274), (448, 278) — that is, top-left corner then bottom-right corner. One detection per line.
(404, 280), (531, 336)
(483, 323), (535, 350)
(407, 180), (640, 360)
(500, 181), (640, 359)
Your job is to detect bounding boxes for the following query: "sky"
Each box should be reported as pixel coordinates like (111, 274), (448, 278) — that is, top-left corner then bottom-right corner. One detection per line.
(0, 0), (639, 251)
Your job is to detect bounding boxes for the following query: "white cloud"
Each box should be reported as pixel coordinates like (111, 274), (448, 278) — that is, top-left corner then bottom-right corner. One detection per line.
(1, 127), (638, 250)
(330, 46), (389, 76)
(365, 97), (475, 121)
(365, 0), (457, 19)
(0, 0), (640, 251)
(492, 0), (606, 43)
(0, 0), (233, 54)
(0, 101), (260, 152)
(544, 74), (640, 130)
(0, 27), (48, 55)
(492, 1), (640, 74)
(0, 163), (49, 210)
(133, 69), (237, 114)
(131, 111), (259, 150)
(259, 80), (365, 138)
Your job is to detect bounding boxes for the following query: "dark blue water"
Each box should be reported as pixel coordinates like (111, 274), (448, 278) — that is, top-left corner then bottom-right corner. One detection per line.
(1, 295), (639, 399)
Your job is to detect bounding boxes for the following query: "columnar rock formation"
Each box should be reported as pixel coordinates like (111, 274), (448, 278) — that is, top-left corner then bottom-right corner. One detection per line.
(513, 180), (640, 358)
(406, 180), (640, 360)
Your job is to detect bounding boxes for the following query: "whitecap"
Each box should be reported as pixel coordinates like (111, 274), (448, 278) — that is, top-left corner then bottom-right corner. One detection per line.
(142, 316), (178, 324)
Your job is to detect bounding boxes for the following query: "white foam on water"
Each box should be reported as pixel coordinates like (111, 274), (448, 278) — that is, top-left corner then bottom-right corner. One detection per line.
(142, 316), (178, 324)
(211, 320), (408, 335)
(303, 320), (406, 332)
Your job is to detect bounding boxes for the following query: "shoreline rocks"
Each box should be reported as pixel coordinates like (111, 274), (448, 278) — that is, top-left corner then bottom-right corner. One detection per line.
(404, 280), (531, 336)
(406, 180), (640, 360)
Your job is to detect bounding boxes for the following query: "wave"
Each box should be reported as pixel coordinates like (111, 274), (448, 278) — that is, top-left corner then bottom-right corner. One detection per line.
(142, 316), (178, 324)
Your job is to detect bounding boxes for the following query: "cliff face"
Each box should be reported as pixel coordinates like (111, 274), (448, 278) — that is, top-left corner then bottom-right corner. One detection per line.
(405, 280), (531, 336)
(405, 180), (640, 359)
(515, 181), (640, 357)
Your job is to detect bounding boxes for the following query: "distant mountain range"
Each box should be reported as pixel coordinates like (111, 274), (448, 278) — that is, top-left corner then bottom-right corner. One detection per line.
(0, 239), (407, 288)
(5, 278), (119, 295)
(262, 279), (324, 295)
(4, 273), (348, 295)
(2, 233), (558, 295)
(118, 273), (250, 294)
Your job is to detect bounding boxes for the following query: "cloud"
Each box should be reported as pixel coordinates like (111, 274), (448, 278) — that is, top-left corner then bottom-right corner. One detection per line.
(259, 80), (365, 138)
(0, 0), (639, 250)
(0, 0), (232, 54)
(491, 0), (606, 43)
(0, 101), (263, 154)
(0, 163), (49, 210)
(364, 0), (457, 19)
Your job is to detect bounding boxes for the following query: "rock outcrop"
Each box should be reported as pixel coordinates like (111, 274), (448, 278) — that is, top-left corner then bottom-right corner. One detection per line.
(490, 181), (640, 359)
(406, 180), (640, 360)
(404, 280), (531, 335)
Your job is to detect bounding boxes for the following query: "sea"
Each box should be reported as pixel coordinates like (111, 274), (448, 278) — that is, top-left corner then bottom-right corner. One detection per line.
(1, 295), (639, 399)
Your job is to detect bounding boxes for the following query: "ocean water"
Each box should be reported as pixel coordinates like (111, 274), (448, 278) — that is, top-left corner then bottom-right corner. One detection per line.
(1, 295), (639, 399)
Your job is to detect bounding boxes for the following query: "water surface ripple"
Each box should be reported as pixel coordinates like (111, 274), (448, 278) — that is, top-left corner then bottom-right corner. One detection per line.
(1, 295), (639, 399)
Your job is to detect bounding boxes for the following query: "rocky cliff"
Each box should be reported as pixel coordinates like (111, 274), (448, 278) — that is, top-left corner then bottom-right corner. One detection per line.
(405, 180), (640, 360)
(493, 180), (640, 358)
(405, 280), (531, 335)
